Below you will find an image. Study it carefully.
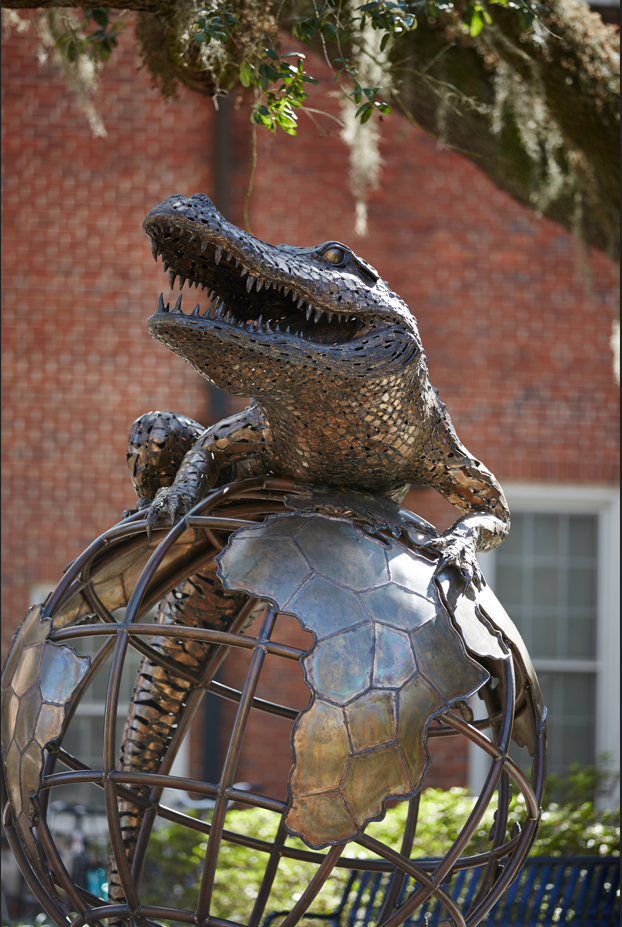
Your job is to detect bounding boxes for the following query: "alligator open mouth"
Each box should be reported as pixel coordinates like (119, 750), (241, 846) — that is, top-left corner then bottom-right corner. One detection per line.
(145, 211), (371, 346)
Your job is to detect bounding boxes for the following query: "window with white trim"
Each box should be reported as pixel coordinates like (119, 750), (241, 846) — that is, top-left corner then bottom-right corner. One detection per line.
(469, 485), (620, 802)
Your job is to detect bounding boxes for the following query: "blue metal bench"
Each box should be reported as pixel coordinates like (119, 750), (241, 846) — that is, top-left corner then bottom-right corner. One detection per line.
(263, 855), (620, 927)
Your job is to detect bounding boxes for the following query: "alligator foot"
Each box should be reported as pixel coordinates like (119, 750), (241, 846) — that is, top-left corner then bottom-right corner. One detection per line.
(420, 527), (483, 591)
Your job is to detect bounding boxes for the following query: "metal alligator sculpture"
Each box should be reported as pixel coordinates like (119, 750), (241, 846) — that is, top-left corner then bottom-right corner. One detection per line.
(4, 194), (526, 919)
(101, 194), (513, 908)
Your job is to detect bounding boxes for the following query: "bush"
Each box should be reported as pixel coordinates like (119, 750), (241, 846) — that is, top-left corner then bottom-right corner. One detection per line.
(139, 783), (620, 922)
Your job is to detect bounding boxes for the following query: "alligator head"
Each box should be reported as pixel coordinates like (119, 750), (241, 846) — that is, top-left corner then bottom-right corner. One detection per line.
(143, 194), (424, 402)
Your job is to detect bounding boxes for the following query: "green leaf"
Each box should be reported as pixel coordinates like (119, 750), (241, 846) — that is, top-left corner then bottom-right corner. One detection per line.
(264, 47), (279, 60)
(360, 106), (374, 123)
(380, 32), (391, 51)
(195, 31), (205, 44)
(469, 10), (484, 34)
(92, 9), (108, 27)
(378, 103), (391, 113)
(239, 60), (253, 87)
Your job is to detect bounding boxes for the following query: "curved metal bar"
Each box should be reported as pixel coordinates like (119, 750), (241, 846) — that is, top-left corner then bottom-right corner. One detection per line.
(464, 686), (547, 926)
(206, 679), (300, 720)
(102, 629), (141, 913)
(196, 606), (278, 921)
(1, 772), (72, 927)
(69, 903), (196, 927)
(357, 834), (467, 927)
(278, 845), (345, 927)
(129, 596), (263, 892)
(51, 622), (305, 661)
(439, 714), (539, 822)
(248, 819), (290, 927)
(33, 798), (102, 926)
(378, 660), (517, 927)
(461, 658), (517, 915)
(376, 793), (421, 925)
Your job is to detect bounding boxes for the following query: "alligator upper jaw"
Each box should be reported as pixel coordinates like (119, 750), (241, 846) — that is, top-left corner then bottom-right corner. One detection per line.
(143, 198), (386, 347)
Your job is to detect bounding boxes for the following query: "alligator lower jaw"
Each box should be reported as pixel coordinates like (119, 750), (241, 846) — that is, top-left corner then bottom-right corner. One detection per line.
(145, 213), (370, 346)
(148, 291), (381, 347)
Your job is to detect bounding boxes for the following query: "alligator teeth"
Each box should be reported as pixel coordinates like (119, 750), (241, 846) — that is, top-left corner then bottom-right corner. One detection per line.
(283, 287), (291, 298)
(226, 251), (233, 262)
(151, 240), (159, 261)
(201, 284), (206, 292)
(246, 275), (256, 293)
(224, 311), (232, 323)
(179, 277), (186, 290)
(286, 326), (290, 334)
(275, 323), (280, 332)
(240, 266), (249, 277)
(235, 259), (240, 267)
(257, 315), (263, 330)
(265, 319), (271, 331)
(157, 293), (166, 313)
(215, 301), (224, 319)
(162, 262), (169, 273)
(200, 240), (208, 253)
(191, 303), (201, 318)
(297, 296), (305, 309)
(314, 309), (323, 323)
(306, 306), (313, 321)
(328, 312), (333, 323)
(172, 295), (183, 314)
(169, 271), (177, 290)
(215, 247), (223, 265)
(256, 278), (264, 291)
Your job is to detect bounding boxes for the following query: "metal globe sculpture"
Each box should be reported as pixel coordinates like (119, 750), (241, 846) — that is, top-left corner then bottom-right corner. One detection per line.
(1, 479), (546, 927)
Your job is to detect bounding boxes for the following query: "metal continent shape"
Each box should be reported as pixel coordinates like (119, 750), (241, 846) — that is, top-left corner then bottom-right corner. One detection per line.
(1, 604), (90, 883)
(216, 511), (490, 849)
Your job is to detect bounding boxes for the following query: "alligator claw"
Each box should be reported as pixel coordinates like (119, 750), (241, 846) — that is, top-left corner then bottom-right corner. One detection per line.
(420, 529), (483, 592)
(144, 485), (194, 541)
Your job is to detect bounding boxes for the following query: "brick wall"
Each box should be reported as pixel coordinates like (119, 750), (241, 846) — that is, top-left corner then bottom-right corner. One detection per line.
(2, 18), (619, 800)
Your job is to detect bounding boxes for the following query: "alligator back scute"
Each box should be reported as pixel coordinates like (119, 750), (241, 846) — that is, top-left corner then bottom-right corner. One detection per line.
(216, 512), (490, 849)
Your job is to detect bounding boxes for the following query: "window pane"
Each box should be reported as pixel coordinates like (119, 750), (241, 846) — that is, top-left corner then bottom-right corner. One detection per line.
(495, 512), (599, 778)
(495, 565), (524, 607)
(567, 618), (596, 659)
(568, 567), (596, 609)
(569, 516), (597, 557)
(533, 515), (559, 557)
(501, 516), (524, 555)
(532, 566), (559, 607)
(531, 613), (557, 657)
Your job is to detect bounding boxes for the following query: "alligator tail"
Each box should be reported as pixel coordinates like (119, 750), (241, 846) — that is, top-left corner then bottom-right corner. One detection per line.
(106, 564), (248, 919)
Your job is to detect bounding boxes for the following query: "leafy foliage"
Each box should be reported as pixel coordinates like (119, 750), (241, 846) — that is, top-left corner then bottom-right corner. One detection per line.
(137, 782), (619, 921)
(54, 8), (125, 64)
(49, 0), (540, 135)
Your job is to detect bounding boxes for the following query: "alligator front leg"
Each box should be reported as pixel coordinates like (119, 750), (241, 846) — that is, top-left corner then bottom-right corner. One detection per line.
(107, 567), (249, 919)
(145, 402), (269, 536)
(408, 404), (510, 590)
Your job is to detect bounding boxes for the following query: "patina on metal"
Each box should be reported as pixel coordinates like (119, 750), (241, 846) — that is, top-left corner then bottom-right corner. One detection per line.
(1, 480), (545, 927)
(1, 197), (546, 927)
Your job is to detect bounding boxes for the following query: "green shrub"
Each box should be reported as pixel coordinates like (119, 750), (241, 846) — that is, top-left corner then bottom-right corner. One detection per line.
(139, 785), (620, 922)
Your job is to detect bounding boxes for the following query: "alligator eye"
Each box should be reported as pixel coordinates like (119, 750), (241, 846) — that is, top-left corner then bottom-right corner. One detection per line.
(324, 247), (345, 265)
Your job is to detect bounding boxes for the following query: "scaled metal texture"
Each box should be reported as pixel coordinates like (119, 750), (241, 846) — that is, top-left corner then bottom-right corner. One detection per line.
(1, 195), (547, 927)
(217, 511), (490, 848)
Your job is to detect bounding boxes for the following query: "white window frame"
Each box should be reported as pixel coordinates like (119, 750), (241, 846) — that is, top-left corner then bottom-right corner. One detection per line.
(469, 483), (620, 805)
